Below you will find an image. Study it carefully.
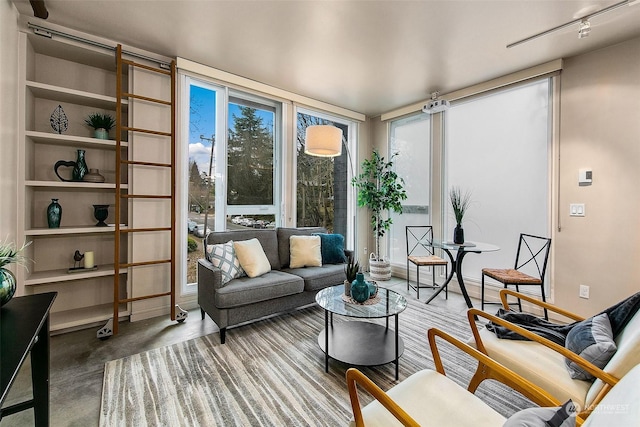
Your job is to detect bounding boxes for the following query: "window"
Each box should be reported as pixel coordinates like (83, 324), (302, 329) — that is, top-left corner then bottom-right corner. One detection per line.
(389, 113), (432, 266)
(444, 79), (551, 288)
(295, 108), (355, 247)
(180, 81), (281, 292)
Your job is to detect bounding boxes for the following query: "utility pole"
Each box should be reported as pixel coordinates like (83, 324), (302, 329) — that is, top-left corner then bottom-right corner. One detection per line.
(199, 134), (215, 235)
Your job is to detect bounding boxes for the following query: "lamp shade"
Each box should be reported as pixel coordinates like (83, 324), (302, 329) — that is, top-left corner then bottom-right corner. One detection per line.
(304, 125), (343, 157)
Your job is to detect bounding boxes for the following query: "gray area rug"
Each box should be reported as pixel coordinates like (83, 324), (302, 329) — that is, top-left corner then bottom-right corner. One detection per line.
(100, 298), (533, 426)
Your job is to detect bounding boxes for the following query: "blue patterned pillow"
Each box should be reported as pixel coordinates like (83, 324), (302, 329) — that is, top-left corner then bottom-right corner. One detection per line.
(313, 233), (346, 264)
(205, 240), (245, 286)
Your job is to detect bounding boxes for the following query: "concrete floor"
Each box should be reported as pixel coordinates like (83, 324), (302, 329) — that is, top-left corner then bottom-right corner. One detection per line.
(0, 276), (473, 426)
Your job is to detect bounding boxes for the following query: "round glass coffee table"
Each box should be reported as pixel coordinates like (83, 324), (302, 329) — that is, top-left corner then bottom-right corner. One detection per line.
(315, 284), (407, 380)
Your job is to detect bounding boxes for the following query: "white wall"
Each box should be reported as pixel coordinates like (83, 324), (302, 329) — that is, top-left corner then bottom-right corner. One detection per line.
(0, 1), (19, 250)
(554, 36), (640, 315)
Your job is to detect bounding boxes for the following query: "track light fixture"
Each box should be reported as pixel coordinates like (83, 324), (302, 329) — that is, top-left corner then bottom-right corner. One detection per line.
(507, 0), (637, 48)
(578, 19), (591, 39)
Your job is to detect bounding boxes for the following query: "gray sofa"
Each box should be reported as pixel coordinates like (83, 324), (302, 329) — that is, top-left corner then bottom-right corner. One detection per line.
(197, 227), (350, 343)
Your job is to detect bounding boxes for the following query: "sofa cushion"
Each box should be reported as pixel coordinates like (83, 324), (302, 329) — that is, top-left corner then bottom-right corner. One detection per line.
(234, 238), (271, 278)
(313, 233), (347, 264)
(277, 227), (327, 268)
(284, 263), (346, 291)
(289, 235), (322, 268)
(215, 271), (304, 308)
(205, 240), (245, 285)
(565, 313), (617, 381)
(206, 229), (281, 270)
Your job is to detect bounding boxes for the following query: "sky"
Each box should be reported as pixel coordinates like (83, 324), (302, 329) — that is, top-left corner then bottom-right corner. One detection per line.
(188, 84), (275, 177)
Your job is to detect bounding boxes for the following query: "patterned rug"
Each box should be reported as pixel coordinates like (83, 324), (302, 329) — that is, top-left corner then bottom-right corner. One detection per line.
(100, 299), (533, 426)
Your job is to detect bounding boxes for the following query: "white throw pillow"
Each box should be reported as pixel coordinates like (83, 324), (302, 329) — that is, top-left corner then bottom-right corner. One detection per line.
(233, 238), (271, 278)
(289, 235), (322, 268)
(205, 240), (245, 286)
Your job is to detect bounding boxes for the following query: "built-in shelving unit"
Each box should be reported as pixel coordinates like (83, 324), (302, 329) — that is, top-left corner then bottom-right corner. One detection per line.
(17, 27), (131, 332)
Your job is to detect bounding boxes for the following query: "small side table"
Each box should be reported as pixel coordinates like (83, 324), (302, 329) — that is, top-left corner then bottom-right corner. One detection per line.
(1, 292), (57, 426)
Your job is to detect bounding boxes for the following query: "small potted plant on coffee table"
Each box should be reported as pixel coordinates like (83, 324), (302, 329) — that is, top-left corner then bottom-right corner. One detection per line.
(344, 255), (360, 297)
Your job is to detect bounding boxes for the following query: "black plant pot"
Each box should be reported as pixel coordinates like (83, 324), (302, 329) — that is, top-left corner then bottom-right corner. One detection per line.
(453, 224), (465, 244)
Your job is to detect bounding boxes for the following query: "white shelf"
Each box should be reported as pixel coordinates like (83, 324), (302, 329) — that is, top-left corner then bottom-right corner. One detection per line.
(26, 180), (128, 190)
(50, 303), (129, 332)
(26, 131), (128, 148)
(26, 80), (128, 110)
(25, 264), (127, 286)
(25, 226), (125, 236)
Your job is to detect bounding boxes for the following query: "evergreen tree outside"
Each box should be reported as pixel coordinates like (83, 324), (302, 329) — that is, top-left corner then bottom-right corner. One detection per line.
(227, 105), (274, 205)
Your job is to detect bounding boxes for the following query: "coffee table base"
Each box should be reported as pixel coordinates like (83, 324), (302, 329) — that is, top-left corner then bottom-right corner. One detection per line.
(318, 320), (404, 378)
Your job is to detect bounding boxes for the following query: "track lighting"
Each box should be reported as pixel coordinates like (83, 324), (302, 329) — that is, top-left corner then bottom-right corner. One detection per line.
(578, 19), (591, 39)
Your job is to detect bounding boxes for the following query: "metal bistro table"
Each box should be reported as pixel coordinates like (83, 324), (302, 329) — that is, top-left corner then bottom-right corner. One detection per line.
(315, 284), (407, 380)
(424, 240), (499, 309)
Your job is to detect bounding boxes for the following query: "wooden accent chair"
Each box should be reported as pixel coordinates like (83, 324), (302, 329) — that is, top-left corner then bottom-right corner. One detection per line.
(346, 328), (563, 427)
(467, 289), (640, 419)
(481, 233), (551, 319)
(405, 226), (448, 299)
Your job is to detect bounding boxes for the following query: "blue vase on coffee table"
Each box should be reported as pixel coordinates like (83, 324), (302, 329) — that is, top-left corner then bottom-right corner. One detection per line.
(351, 273), (370, 303)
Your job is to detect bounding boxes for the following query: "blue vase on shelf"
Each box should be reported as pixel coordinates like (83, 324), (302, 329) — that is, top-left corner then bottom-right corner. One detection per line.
(351, 273), (370, 303)
(47, 198), (62, 228)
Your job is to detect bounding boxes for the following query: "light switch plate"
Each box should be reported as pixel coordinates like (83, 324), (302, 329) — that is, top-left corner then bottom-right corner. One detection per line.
(570, 203), (585, 217)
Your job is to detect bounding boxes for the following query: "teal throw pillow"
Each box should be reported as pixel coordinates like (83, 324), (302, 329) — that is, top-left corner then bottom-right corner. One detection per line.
(313, 233), (346, 264)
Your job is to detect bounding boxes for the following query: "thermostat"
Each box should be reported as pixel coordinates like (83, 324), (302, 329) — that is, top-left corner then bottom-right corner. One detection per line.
(578, 168), (592, 185)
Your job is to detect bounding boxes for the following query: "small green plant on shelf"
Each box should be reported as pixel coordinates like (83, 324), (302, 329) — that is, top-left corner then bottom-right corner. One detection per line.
(84, 113), (116, 131)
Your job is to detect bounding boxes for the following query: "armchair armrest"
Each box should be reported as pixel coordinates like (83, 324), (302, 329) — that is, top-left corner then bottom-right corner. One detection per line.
(346, 328), (561, 427)
(499, 289), (585, 322)
(468, 308), (618, 414)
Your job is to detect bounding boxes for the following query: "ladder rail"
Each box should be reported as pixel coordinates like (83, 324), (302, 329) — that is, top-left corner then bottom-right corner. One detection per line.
(109, 44), (177, 337)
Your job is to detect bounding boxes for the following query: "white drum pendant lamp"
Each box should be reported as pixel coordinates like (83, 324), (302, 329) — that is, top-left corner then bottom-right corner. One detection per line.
(304, 125), (343, 157)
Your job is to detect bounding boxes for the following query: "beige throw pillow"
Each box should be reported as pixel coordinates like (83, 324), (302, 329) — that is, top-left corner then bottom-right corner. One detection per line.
(289, 235), (322, 268)
(233, 238), (271, 278)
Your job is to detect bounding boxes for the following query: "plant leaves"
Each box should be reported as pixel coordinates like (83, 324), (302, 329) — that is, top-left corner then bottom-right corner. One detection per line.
(50, 105), (69, 134)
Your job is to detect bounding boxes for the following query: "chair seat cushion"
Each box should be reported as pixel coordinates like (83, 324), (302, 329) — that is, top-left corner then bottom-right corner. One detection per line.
(482, 268), (541, 284)
(351, 369), (505, 427)
(472, 328), (592, 408)
(408, 255), (448, 266)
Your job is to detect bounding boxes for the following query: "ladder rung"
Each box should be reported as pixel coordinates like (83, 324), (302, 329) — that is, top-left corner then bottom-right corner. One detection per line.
(122, 126), (171, 137)
(120, 227), (172, 233)
(120, 259), (172, 268)
(123, 92), (171, 106)
(122, 160), (172, 168)
(122, 58), (172, 76)
(117, 291), (172, 304)
(122, 194), (172, 199)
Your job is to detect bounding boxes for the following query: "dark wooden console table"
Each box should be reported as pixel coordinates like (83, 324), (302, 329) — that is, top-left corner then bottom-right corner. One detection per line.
(1, 292), (57, 426)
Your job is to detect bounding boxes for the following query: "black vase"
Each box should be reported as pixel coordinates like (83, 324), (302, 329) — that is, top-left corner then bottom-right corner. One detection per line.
(47, 198), (62, 228)
(453, 224), (464, 244)
(93, 204), (109, 227)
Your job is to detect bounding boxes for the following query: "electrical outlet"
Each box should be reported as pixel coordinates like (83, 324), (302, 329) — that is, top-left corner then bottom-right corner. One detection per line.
(579, 285), (590, 299)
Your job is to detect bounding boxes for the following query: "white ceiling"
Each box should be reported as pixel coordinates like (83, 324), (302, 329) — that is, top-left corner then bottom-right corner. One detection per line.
(12, 0), (640, 117)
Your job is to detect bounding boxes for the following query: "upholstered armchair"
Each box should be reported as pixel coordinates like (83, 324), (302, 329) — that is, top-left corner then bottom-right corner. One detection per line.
(467, 289), (640, 419)
(346, 328), (562, 426)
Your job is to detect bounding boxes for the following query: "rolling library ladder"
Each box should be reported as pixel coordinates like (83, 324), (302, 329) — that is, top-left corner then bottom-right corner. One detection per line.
(97, 45), (187, 339)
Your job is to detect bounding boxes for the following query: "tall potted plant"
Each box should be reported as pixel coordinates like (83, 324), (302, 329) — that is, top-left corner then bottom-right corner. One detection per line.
(352, 150), (407, 280)
(450, 186), (471, 244)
